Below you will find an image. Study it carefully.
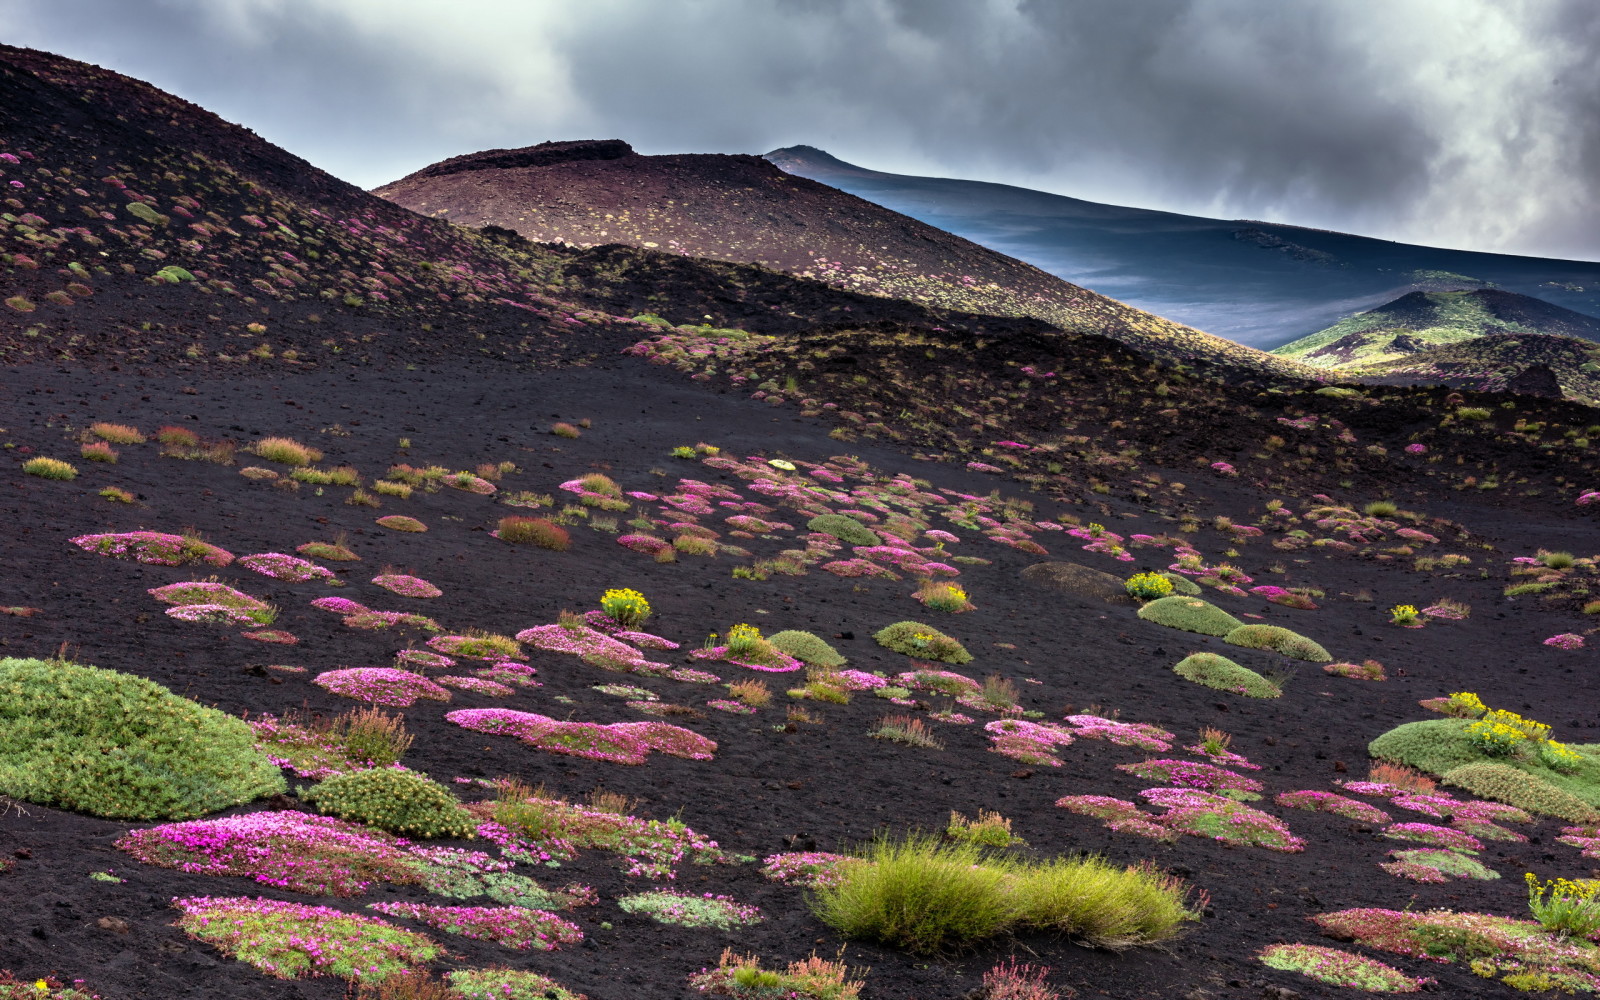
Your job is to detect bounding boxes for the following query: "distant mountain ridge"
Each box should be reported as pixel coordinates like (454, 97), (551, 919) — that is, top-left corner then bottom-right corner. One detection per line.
(765, 145), (1600, 349)
(374, 141), (1318, 380)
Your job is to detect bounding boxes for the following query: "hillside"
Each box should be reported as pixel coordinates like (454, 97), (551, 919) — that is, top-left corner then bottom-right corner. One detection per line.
(1354, 332), (1600, 401)
(766, 145), (1600, 348)
(374, 141), (1317, 380)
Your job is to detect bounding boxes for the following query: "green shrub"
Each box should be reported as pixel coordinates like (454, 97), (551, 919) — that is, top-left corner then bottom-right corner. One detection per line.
(1369, 718), (1600, 821)
(1173, 653), (1280, 699)
(1223, 624), (1331, 662)
(22, 457), (77, 480)
(806, 514), (881, 546)
(1457, 407), (1492, 421)
(1124, 572), (1174, 601)
(1137, 597), (1244, 636)
(873, 621), (972, 665)
(1362, 500), (1399, 517)
(0, 657), (284, 819)
(304, 767), (476, 838)
(1441, 763), (1600, 824)
(810, 834), (1196, 955)
(769, 630), (847, 668)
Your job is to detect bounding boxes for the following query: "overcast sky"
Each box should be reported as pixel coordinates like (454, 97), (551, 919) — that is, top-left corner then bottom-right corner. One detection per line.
(6, 0), (1600, 260)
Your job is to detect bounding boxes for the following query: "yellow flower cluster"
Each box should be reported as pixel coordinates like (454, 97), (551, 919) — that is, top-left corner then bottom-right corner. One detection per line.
(1125, 572), (1175, 600)
(1466, 719), (1527, 757)
(1389, 604), (1419, 623)
(1482, 708), (1552, 743)
(1446, 691), (1487, 716)
(1454, 692), (1566, 763)
(600, 588), (651, 626)
(1527, 873), (1600, 903)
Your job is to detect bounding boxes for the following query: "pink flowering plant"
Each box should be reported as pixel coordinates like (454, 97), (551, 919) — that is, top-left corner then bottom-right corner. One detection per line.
(984, 718), (1076, 766)
(366, 902), (580, 951)
(71, 530), (234, 567)
(1257, 943), (1433, 992)
(1054, 795), (1177, 842)
(760, 852), (862, 889)
(238, 552), (333, 582)
(438, 675), (514, 697)
(1116, 759), (1264, 797)
(149, 580), (266, 610)
(395, 649), (454, 670)
(171, 895), (441, 980)
(1382, 822), (1483, 852)
(1138, 789), (1306, 852)
(1064, 714), (1174, 752)
(1378, 848), (1499, 884)
(371, 573), (442, 598)
(314, 668), (451, 707)
(1274, 790), (1392, 825)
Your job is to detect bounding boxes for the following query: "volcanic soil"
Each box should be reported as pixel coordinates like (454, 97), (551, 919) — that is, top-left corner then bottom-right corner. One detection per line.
(0, 354), (1595, 1000)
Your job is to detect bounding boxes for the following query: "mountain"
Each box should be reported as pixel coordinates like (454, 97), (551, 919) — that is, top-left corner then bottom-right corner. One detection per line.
(765, 145), (1600, 349)
(374, 141), (1316, 380)
(1272, 289), (1600, 367)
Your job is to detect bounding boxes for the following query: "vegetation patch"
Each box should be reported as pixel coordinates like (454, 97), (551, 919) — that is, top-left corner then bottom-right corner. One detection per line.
(367, 902), (581, 950)
(1173, 653), (1281, 698)
(375, 515), (428, 533)
(686, 948), (864, 999)
(314, 668), (452, 707)
(71, 530), (233, 566)
(303, 767), (477, 839)
(172, 896), (439, 980)
(0, 657), (283, 819)
(1137, 596), (1244, 636)
(1223, 624), (1331, 662)
(618, 890), (762, 930)
(1257, 943), (1432, 992)
(873, 620), (972, 664)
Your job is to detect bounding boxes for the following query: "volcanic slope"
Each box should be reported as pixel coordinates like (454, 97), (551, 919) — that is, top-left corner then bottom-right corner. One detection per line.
(766, 144), (1600, 348)
(374, 141), (1316, 380)
(0, 46), (1062, 371)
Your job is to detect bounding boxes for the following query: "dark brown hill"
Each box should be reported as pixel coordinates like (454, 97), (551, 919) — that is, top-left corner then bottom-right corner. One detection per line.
(375, 141), (1316, 379)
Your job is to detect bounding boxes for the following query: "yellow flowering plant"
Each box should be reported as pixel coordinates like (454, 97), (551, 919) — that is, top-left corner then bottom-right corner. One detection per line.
(1125, 572), (1174, 601)
(1389, 604), (1420, 626)
(1526, 873), (1600, 939)
(600, 588), (651, 628)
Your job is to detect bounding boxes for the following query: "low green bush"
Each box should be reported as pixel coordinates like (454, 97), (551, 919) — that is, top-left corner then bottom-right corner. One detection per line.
(768, 630), (847, 668)
(1223, 624), (1331, 662)
(304, 767), (476, 838)
(1370, 719), (1600, 821)
(1159, 573), (1202, 596)
(806, 514), (881, 546)
(810, 834), (1197, 954)
(1173, 653), (1280, 699)
(1137, 597), (1243, 636)
(0, 657), (284, 819)
(873, 621), (972, 665)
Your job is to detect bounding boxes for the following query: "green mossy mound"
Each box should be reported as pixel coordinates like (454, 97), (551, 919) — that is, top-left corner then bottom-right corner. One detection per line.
(806, 514), (881, 546)
(0, 656), (285, 820)
(1019, 562), (1131, 603)
(1369, 719), (1600, 822)
(1173, 653), (1281, 699)
(873, 621), (973, 665)
(768, 629), (847, 668)
(1223, 624), (1331, 662)
(1137, 597), (1244, 636)
(304, 767), (477, 838)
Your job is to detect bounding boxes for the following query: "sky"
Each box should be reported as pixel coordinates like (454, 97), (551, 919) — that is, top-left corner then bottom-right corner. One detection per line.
(5, 0), (1600, 261)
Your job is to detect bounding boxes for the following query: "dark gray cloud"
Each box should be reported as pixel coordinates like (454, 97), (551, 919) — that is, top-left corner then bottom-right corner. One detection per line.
(5, 0), (1599, 259)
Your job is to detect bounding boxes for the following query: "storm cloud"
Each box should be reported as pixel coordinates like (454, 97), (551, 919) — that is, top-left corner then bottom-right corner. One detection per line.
(6, 0), (1599, 259)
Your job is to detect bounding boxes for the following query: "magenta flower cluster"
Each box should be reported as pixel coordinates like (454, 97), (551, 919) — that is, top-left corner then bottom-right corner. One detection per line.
(313, 667), (451, 706)
(446, 709), (716, 764)
(238, 552), (333, 582)
(371, 573), (442, 598)
(367, 902), (580, 951)
(71, 530), (234, 566)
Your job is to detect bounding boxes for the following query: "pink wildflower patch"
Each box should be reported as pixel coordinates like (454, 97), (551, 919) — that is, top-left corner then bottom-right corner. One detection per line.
(371, 574), (441, 598)
(366, 902), (580, 951)
(618, 533), (672, 555)
(149, 581), (266, 609)
(172, 895), (441, 978)
(1383, 822), (1482, 851)
(311, 596), (370, 615)
(473, 662), (541, 687)
(166, 604), (259, 625)
(1117, 759), (1263, 795)
(437, 675), (513, 697)
(313, 667), (451, 707)
(1274, 790), (1391, 824)
(72, 530), (234, 567)
(1064, 714), (1174, 751)
(1544, 633), (1585, 650)
(760, 852), (861, 888)
(1140, 788), (1305, 851)
(395, 649), (453, 670)
(237, 552), (333, 582)
(1055, 795), (1176, 841)
(706, 699), (756, 714)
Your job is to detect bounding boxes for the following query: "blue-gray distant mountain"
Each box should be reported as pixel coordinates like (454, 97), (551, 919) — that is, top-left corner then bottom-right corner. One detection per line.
(765, 146), (1600, 349)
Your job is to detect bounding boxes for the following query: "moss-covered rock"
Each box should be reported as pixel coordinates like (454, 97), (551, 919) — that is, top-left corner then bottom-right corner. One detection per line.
(1019, 562), (1130, 603)
(0, 656), (285, 820)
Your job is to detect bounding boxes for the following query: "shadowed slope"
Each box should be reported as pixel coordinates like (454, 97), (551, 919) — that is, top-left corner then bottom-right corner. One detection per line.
(375, 141), (1317, 380)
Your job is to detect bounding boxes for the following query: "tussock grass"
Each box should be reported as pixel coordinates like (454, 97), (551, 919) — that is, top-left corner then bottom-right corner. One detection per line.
(811, 834), (1198, 954)
(22, 457), (77, 480)
(251, 436), (323, 467)
(88, 422), (145, 444)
